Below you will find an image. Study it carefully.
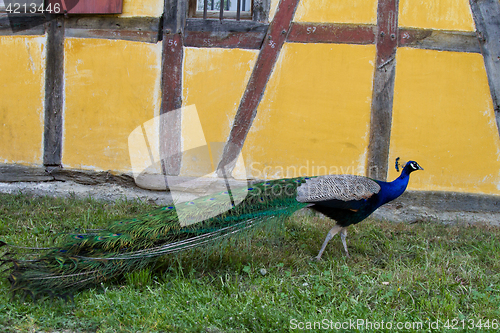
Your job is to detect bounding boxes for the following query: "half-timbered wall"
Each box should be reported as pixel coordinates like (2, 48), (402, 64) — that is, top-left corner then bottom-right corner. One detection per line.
(1, 0), (500, 215)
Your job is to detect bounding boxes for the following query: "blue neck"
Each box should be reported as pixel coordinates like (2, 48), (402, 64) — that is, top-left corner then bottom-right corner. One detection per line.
(375, 167), (412, 205)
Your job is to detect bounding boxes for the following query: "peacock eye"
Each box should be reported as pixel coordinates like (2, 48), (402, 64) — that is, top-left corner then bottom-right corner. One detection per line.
(411, 162), (417, 169)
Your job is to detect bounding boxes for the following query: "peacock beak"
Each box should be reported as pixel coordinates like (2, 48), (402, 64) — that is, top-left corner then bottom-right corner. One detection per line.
(417, 165), (424, 170)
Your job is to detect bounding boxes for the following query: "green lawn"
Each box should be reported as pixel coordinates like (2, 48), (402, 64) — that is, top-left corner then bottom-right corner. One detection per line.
(0, 192), (499, 332)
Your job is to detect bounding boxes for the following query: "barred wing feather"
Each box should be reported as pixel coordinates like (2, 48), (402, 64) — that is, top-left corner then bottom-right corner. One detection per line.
(296, 175), (380, 203)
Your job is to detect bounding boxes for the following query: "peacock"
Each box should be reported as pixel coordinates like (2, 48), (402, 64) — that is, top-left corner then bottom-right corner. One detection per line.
(0, 160), (422, 300)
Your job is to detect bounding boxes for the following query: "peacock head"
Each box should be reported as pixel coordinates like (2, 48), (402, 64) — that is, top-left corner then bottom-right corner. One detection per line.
(403, 161), (423, 174)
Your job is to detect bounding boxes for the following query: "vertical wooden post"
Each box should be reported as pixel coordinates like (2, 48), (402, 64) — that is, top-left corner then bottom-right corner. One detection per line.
(469, 0), (500, 138)
(366, 0), (399, 180)
(43, 15), (65, 167)
(159, 0), (186, 176)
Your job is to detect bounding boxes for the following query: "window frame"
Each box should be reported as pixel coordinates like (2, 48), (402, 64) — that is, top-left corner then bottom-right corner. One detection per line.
(188, 0), (269, 23)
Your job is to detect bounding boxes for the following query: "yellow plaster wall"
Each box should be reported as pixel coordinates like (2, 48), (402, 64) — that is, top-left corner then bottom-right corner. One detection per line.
(294, 0), (378, 25)
(120, 0), (163, 17)
(241, 43), (376, 180)
(269, 0), (279, 22)
(399, 0), (475, 31)
(181, 47), (258, 176)
(389, 48), (500, 195)
(63, 38), (162, 173)
(0, 36), (46, 165)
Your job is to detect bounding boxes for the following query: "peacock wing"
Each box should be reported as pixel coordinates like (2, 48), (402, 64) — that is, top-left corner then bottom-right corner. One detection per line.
(296, 174), (380, 209)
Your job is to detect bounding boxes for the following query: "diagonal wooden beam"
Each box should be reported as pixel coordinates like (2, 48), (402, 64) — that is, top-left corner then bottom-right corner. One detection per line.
(216, 0), (301, 176)
(469, 0), (500, 138)
(366, 0), (399, 180)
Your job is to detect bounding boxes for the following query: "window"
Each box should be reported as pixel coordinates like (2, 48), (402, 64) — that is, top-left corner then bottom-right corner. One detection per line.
(189, 0), (252, 20)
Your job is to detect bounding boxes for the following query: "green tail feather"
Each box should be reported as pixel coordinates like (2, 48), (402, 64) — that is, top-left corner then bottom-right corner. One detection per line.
(2, 177), (312, 299)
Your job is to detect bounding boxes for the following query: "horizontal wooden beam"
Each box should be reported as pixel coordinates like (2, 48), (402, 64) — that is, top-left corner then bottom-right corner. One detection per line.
(184, 30), (266, 49)
(185, 18), (269, 33)
(0, 15), (161, 42)
(0, 13), (46, 35)
(0, 164), (53, 182)
(50, 168), (136, 187)
(399, 28), (481, 53)
(0, 14), (485, 54)
(287, 23), (376, 44)
(184, 18), (269, 49)
(0, 164), (135, 186)
(65, 16), (161, 43)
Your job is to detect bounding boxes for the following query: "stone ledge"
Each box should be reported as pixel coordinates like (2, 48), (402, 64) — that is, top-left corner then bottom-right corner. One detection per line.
(1, 163), (500, 225)
(135, 172), (248, 194)
(0, 164), (53, 182)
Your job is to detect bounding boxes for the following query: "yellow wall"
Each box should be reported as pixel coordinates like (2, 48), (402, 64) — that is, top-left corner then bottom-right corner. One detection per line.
(269, 0), (279, 22)
(0, 36), (46, 165)
(399, 0), (475, 31)
(181, 47), (258, 176)
(241, 43), (376, 179)
(294, 0), (378, 25)
(2, 1), (500, 199)
(63, 38), (162, 172)
(389, 48), (500, 195)
(121, 0), (163, 17)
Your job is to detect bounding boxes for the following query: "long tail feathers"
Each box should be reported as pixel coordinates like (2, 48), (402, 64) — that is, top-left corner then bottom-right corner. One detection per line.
(1, 177), (310, 300)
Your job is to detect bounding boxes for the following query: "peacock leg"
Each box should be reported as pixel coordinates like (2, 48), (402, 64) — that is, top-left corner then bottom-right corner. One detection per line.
(340, 227), (349, 257)
(314, 224), (342, 261)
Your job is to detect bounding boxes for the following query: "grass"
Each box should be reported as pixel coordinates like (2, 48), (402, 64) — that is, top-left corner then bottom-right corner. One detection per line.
(0, 192), (500, 332)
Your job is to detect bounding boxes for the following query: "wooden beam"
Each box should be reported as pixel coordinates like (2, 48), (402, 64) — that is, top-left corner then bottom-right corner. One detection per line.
(287, 23), (376, 44)
(185, 18), (269, 33)
(43, 15), (65, 166)
(65, 16), (161, 43)
(375, 0), (398, 68)
(366, 0), (399, 180)
(399, 28), (480, 53)
(469, 0), (500, 138)
(0, 13), (45, 35)
(0, 164), (53, 182)
(184, 30), (266, 48)
(216, 0), (301, 177)
(184, 18), (268, 49)
(159, 0), (186, 176)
